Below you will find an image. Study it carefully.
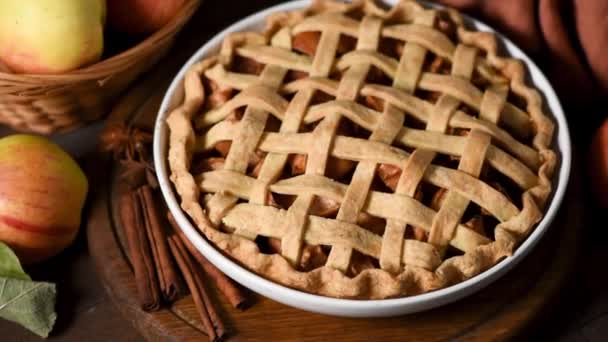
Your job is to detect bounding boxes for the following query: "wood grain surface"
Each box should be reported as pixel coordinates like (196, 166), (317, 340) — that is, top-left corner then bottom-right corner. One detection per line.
(87, 98), (581, 341)
(84, 1), (583, 339)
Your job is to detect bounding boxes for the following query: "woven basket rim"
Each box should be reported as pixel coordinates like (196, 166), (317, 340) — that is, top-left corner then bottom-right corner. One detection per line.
(0, 0), (201, 82)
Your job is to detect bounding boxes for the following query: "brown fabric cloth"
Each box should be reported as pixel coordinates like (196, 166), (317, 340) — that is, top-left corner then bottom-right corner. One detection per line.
(433, 0), (608, 144)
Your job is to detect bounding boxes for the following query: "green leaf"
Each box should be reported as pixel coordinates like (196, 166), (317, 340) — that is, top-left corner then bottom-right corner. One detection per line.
(0, 242), (56, 338)
(0, 242), (30, 281)
(0, 278), (57, 338)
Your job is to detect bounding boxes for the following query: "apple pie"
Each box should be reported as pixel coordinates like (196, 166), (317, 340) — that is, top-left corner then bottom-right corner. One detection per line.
(166, 0), (556, 299)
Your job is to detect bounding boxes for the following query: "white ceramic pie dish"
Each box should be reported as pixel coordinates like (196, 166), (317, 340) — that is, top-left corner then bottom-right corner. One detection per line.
(154, 0), (572, 317)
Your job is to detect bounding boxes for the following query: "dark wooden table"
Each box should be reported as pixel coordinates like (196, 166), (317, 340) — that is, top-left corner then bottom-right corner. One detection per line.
(2, 0), (608, 341)
(2, 202), (606, 342)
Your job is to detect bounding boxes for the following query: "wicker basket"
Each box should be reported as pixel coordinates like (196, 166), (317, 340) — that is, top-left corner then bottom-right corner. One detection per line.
(0, 0), (200, 134)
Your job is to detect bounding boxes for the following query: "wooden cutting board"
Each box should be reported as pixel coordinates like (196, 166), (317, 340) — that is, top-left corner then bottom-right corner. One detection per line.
(86, 93), (581, 341)
(86, 2), (583, 340)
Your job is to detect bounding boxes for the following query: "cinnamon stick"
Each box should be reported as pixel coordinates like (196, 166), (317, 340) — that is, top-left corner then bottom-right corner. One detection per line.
(168, 235), (225, 341)
(119, 190), (161, 311)
(167, 212), (248, 309)
(139, 185), (182, 302)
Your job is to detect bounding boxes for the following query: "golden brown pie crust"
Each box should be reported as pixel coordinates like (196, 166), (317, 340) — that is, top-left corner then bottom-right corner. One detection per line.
(166, 0), (556, 299)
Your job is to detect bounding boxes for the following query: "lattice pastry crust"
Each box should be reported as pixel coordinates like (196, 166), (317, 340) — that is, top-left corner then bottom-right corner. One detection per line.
(166, 0), (556, 299)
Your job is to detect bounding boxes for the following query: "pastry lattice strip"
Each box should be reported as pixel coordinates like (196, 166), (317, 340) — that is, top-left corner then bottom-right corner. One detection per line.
(380, 10), (436, 272)
(321, 15), (387, 271)
(194, 12), (541, 273)
(199, 104), (538, 189)
(205, 29), (291, 236)
(166, 0), (556, 298)
(198, 170), (498, 260)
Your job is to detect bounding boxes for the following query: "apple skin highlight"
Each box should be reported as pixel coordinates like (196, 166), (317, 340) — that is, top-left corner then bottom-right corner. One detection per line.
(0, 135), (88, 264)
(0, 0), (105, 74)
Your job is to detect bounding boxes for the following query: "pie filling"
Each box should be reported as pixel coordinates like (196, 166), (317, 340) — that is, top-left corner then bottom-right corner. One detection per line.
(166, 0), (556, 299)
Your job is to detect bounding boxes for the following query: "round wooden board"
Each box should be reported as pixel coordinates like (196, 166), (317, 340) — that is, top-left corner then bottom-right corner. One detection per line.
(86, 3), (583, 339)
(86, 64), (583, 342)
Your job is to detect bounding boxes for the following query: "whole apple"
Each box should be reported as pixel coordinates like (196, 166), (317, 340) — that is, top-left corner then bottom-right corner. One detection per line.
(0, 135), (88, 264)
(107, 0), (185, 35)
(0, 0), (106, 74)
